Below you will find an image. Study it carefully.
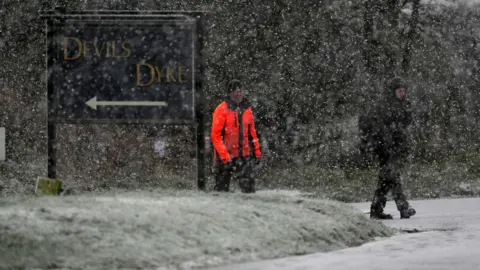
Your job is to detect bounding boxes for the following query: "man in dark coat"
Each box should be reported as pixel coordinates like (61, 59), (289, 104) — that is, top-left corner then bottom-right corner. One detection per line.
(358, 76), (416, 219)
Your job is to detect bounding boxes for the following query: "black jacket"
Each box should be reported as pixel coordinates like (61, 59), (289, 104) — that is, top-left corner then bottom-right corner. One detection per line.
(359, 77), (412, 162)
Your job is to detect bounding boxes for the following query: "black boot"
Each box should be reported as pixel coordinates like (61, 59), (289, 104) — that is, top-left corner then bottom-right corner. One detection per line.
(370, 204), (393, 219)
(238, 178), (256, 193)
(400, 206), (416, 219)
(370, 211), (393, 219)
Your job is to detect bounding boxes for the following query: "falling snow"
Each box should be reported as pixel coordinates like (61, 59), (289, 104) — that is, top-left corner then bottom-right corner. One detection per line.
(1, 0), (480, 269)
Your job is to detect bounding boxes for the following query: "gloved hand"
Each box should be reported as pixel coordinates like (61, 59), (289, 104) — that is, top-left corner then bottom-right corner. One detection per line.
(358, 137), (373, 155)
(224, 159), (235, 171)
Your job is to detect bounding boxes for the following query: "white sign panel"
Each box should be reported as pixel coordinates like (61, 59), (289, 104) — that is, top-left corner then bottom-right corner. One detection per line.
(154, 139), (167, 157)
(0, 127), (5, 161)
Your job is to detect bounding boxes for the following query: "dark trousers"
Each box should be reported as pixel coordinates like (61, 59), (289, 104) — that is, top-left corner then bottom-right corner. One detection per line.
(371, 156), (410, 214)
(214, 158), (255, 193)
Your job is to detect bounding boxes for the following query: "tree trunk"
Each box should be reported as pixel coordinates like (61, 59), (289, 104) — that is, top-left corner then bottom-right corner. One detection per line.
(402, 0), (421, 74)
(385, 0), (400, 78)
(363, 0), (376, 75)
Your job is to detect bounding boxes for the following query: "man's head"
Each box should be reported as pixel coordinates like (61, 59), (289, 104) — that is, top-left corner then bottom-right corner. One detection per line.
(387, 76), (408, 101)
(226, 79), (244, 103)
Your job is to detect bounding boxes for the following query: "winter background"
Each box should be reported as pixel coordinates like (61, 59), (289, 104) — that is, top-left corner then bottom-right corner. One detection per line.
(1, 0), (480, 269)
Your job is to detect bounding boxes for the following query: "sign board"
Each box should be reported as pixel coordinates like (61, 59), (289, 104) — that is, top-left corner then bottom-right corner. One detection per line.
(0, 127), (5, 161)
(47, 13), (197, 124)
(41, 9), (206, 189)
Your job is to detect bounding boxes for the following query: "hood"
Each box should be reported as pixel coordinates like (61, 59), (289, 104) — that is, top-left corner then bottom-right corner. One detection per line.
(223, 95), (251, 110)
(386, 76), (407, 95)
(385, 76), (408, 102)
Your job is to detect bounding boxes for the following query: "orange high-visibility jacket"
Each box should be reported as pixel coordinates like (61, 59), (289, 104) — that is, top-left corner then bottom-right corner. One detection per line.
(211, 98), (261, 165)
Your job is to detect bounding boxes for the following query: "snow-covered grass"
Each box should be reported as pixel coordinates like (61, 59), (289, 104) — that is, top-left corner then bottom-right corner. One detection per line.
(2, 154), (480, 204)
(261, 153), (480, 203)
(0, 189), (393, 270)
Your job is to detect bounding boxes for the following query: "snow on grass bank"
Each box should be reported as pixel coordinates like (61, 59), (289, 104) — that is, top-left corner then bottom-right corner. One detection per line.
(0, 190), (394, 270)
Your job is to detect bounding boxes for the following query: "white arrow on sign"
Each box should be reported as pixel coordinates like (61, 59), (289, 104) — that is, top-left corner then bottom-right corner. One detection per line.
(86, 96), (168, 110)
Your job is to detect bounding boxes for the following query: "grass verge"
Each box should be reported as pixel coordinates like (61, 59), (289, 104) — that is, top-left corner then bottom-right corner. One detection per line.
(0, 190), (392, 270)
(260, 153), (480, 203)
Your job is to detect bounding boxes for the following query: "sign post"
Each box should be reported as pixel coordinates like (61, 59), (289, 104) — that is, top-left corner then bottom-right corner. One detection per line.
(0, 127), (5, 161)
(40, 8), (206, 190)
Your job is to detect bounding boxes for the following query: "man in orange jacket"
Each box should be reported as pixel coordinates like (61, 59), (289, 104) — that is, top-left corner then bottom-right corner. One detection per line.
(211, 79), (262, 193)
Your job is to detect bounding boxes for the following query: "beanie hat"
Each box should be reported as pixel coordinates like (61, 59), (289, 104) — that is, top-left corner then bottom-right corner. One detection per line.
(226, 79), (243, 94)
(386, 76), (408, 91)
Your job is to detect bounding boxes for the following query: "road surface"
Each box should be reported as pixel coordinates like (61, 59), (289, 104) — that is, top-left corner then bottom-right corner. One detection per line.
(211, 197), (480, 270)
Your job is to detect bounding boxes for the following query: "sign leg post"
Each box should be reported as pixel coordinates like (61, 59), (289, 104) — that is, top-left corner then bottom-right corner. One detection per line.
(195, 15), (206, 191)
(46, 15), (58, 180)
(196, 114), (206, 191)
(47, 122), (57, 179)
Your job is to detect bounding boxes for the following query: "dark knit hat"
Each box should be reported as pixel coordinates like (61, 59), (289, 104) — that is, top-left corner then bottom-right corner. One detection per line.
(226, 79), (243, 94)
(386, 76), (408, 91)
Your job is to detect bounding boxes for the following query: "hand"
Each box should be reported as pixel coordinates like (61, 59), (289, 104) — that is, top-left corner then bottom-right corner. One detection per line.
(358, 141), (370, 156)
(224, 159), (235, 171)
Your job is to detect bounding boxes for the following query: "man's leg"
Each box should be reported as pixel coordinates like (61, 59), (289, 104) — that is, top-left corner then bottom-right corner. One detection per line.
(389, 160), (416, 218)
(213, 163), (232, 192)
(370, 163), (393, 219)
(237, 158), (256, 193)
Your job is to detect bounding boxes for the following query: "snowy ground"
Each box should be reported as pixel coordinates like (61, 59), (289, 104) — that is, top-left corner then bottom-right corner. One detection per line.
(211, 197), (480, 270)
(0, 189), (392, 270)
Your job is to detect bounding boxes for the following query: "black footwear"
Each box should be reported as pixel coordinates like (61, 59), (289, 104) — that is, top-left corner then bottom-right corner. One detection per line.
(400, 207), (416, 219)
(238, 178), (256, 193)
(370, 212), (393, 219)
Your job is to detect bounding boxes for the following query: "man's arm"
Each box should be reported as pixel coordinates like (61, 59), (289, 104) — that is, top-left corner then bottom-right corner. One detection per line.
(248, 109), (262, 158)
(404, 100), (413, 127)
(358, 110), (375, 154)
(211, 104), (231, 164)
(394, 101), (413, 158)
